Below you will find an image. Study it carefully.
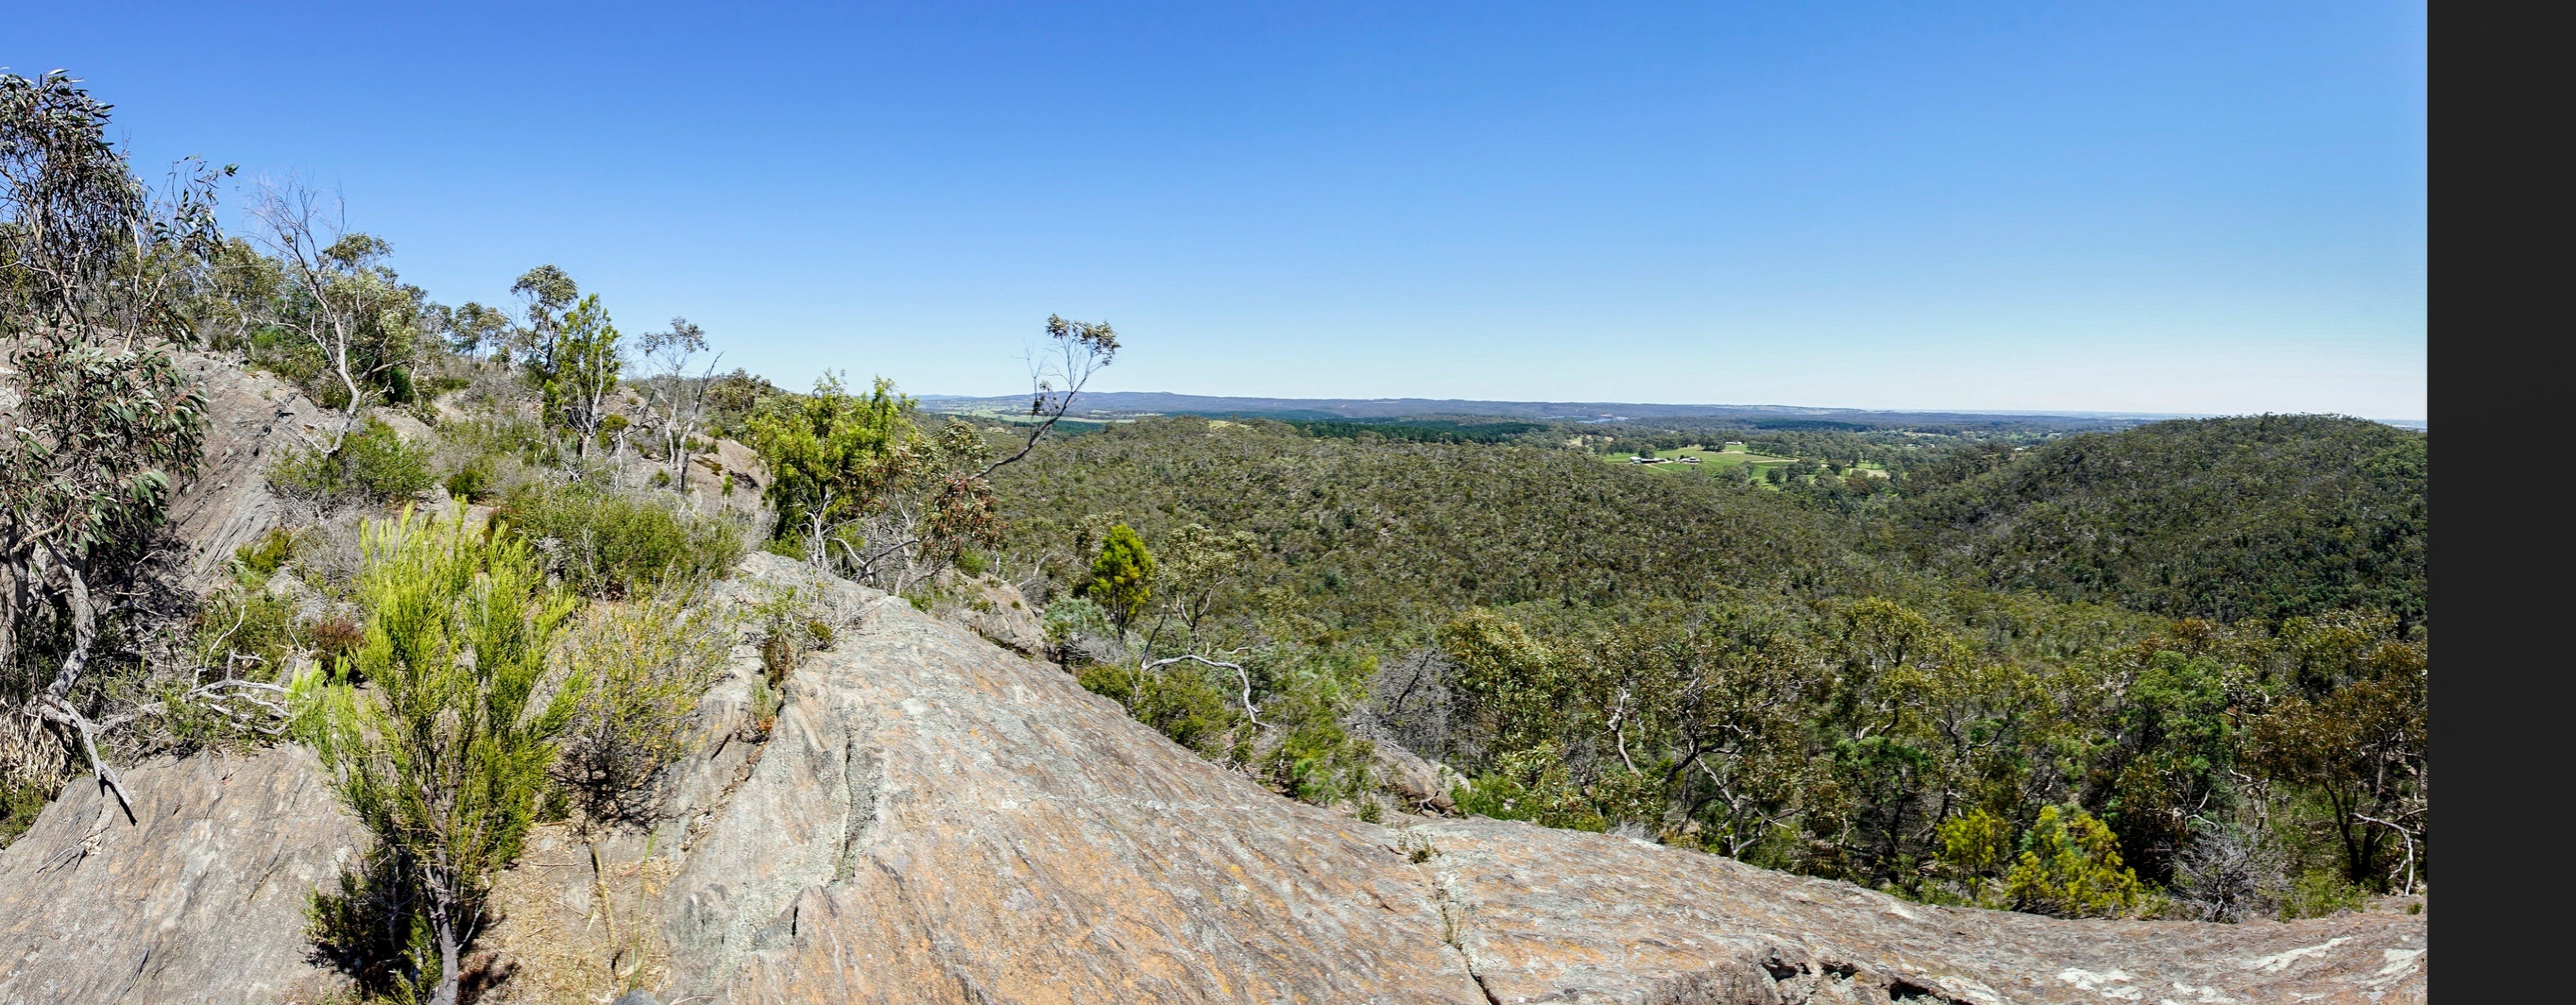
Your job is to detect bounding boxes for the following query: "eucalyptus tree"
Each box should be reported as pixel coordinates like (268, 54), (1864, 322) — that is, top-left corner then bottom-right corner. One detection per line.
(439, 300), (516, 360)
(505, 263), (576, 364)
(983, 314), (1118, 476)
(638, 315), (720, 489)
(1, 71), (225, 813)
(245, 181), (428, 444)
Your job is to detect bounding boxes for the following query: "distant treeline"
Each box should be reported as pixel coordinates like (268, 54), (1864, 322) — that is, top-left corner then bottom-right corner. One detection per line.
(1279, 417), (1551, 444)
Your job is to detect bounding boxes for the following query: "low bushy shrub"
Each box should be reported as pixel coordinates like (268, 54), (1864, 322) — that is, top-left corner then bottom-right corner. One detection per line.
(503, 480), (743, 597)
(1076, 661), (1243, 757)
(2003, 805), (2151, 918)
(554, 589), (733, 823)
(266, 419), (436, 510)
(745, 580), (832, 686)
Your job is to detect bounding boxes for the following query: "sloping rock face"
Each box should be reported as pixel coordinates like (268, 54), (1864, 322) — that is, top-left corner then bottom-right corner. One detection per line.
(0, 745), (363, 1005)
(654, 557), (1481, 1003)
(638, 555), (2427, 1004)
(163, 352), (332, 588)
(1413, 818), (2425, 1004)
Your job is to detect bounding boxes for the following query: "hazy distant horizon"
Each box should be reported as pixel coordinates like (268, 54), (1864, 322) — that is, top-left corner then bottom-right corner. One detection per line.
(917, 390), (2428, 429)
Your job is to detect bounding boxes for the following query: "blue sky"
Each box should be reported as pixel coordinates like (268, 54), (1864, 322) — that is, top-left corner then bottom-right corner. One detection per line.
(14, 1), (2425, 418)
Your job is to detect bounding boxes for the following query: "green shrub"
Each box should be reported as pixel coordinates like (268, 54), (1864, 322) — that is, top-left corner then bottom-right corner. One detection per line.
(0, 779), (50, 849)
(234, 527), (300, 577)
(190, 582), (303, 683)
(2280, 868), (2371, 919)
(294, 507), (584, 1005)
(1937, 808), (2015, 878)
(1077, 661), (1242, 756)
(437, 415), (553, 467)
(746, 581), (830, 685)
(1455, 743), (1604, 832)
(503, 480), (743, 597)
(1252, 650), (1376, 805)
(554, 589), (733, 823)
(1081, 524), (1156, 627)
(1042, 597), (1113, 646)
(266, 419), (434, 508)
(442, 464), (491, 503)
(2003, 805), (2149, 918)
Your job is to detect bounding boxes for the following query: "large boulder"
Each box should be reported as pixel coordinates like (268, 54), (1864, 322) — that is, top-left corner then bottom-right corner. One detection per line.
(0, 745), (363, 1005)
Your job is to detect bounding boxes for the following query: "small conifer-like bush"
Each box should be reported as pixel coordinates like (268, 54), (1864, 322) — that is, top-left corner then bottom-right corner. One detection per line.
(296, 506), (585, 1005)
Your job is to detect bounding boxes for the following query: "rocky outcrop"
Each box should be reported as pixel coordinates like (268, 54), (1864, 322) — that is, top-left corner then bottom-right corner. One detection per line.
(1413, 819), (2424, 1004)
(0, 554), (2429, 1004)
(936, 575), (1050, 657)
(0, 746), (363, 1005)
(164, 353), (332, 588)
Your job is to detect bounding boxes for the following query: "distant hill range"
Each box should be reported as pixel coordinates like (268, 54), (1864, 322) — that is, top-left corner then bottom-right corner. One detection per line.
(918, 391), (2424, 431)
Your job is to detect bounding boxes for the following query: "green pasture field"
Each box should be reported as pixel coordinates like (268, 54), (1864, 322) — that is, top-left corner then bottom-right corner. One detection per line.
(1597, 444), (1805, 487)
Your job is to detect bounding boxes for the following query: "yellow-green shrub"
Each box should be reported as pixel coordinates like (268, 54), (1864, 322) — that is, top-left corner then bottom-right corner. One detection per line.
(2004, 805), (2149, 918)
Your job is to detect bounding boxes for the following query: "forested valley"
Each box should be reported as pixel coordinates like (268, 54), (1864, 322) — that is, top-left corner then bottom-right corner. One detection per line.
(5, 71), (2424, 1004)
(981, 412), (2427, 923)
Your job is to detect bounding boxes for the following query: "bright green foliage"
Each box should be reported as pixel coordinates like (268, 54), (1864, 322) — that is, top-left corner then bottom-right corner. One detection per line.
(1082, 524), (1156, 629)
(554, 589), (732, 823)
(501, 480), (742, 597)
(1456, 743), (1604, 832)
(2279, 868), (2372, 920)
(2003, 805), (2148, 918)
(295, 507), (584, 1005)
(744, 373), (915, 565)
(265, 418), (434, 509)
(1937, 808), (2015, 879)
(530, 294), (623, 450)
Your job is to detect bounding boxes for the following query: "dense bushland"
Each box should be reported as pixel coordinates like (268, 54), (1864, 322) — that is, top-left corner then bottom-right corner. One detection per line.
(987, 414), (2428, 919)
(1886, 415), (2427, 626)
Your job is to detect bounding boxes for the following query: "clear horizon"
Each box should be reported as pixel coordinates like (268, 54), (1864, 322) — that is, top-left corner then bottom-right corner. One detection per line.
(14, 1), (2426, 418)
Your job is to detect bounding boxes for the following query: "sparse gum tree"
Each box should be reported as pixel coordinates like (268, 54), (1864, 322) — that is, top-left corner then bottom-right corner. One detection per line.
(638, 315), (719, 489)
(245, 182), (426, 446)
